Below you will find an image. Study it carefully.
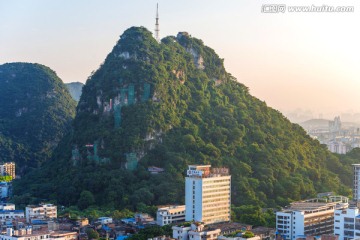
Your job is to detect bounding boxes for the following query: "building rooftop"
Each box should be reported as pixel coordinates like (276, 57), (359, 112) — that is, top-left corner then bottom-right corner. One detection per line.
(158, 205), (185, 213)
(186, 165), (230, 178)
(280, 196), (348, 213)
(205, 222), (251, 233)
(0, 210), (23, 213)
(26, 204), (56, 208)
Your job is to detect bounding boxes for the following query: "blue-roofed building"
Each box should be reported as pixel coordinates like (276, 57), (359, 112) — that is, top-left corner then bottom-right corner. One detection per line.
(102, 225), (111, 232)
(0, 210), (24, 222)
(116, 235), (129, 240)
(31, 219), (48, 225)
(121, 218), (136, 224)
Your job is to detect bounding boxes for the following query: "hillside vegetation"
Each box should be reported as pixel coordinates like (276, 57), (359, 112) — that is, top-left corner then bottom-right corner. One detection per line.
(13, 27), (356, 212)
(0, 63), (76, 173)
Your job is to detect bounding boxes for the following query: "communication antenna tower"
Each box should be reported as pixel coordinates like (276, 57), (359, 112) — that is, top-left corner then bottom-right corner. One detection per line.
(155, 3), (160, 42)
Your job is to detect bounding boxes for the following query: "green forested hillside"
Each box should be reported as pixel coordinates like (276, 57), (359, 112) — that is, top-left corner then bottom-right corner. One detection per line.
(0, 63), (76, 173)
(13, 27), (356, 211)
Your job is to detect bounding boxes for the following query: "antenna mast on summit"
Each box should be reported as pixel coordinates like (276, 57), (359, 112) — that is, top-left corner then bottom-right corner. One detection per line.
(155, 3), (160, 42)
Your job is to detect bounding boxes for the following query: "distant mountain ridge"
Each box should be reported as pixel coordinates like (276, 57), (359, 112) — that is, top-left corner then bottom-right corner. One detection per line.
(66, 82), (84, 101)
(13, 27), (354, 210)
(0, 63), (76, 173)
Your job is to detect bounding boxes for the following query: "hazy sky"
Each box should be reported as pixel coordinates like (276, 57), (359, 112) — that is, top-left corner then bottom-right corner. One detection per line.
(1, 0), (360, 118)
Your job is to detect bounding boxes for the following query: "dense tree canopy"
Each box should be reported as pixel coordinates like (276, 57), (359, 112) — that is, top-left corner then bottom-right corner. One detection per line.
(12, 27), (358, 213)
(0, 63), (76, 173)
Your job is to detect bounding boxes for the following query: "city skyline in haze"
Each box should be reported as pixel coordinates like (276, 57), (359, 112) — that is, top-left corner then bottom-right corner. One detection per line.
(1, 0), (359, 121)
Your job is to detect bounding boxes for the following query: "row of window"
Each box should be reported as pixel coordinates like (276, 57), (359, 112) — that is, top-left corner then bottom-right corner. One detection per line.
(202, 184), (230, 189)
(202, 188), (230, 194)
(203, 197), (230, 204)
(202, 193), (231, 199)
(202, 179), (230, 184)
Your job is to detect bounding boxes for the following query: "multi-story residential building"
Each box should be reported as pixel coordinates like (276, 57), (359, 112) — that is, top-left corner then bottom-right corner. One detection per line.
(25, 203), (57, 223)
(0, 162), (15, 179)
(353, 164), (360, 203)
(276, 196), (349, 240)
(185, 165), (231, 225)
(0, 227), (77, 240)
(157, 205), (186, 226)
(333, 207), (360, 240)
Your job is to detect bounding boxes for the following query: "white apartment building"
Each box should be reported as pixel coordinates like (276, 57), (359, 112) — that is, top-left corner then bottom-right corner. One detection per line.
(157, 205), (185, 226)
(25, 204), (57, 223)
(333, 207), (360, 240)
(353, 164), (360, 203)
(185, 165), (231, 225)
(0, 203), (15, 210)
(276, 196), (348, 240)
(0, 227), (77, 240)
(173, 225), (191, 240)
(0, 162), (15, 179)
(172, 223), (221, 240)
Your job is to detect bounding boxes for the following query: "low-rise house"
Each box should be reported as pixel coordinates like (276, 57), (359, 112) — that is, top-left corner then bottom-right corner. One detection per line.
(0, 210), (25, 221)
(121, 218), (136, 225)
(98, 217), (113, 225)
(207, 222), (252, 235)
(172, 223), (221, 240)
(0, 227), (77, 240)
(251, 227), (276, 240)
(0, 203), (15, 211)
(135, 213), (155, 225)
(76, 218), (89, 227)
(148, 236), (174, 240)
(148, 167), (165, 174)
(218, 235), (260, 240)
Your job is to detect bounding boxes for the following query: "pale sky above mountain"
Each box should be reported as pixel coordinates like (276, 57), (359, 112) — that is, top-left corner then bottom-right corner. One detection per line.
(1, 0), (359, 119)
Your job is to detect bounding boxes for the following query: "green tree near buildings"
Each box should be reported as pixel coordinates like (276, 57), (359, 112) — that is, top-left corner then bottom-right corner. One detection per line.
(78, 190), (95, 210)
(0, 175), (12, 182)
(86, 228), (99, 240)
(232, 205), (275, 228)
